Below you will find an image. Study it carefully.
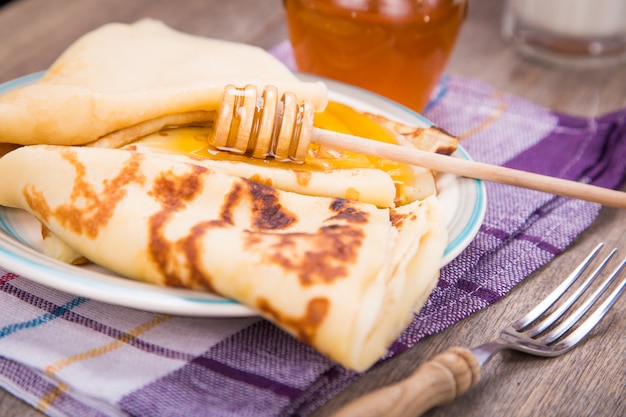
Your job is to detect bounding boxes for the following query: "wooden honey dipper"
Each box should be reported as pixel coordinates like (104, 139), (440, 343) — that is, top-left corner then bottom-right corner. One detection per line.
(208, 84), (626, 208)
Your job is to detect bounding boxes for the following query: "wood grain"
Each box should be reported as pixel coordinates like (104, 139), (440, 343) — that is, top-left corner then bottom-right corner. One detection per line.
(0, 1), (625, 417)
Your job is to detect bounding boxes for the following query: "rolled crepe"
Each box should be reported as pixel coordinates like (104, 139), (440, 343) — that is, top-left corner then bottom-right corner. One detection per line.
(0, 19), (327, 146)
(124, 127), (398, 208)
(0, 145), (446, 371)
(120, 112), (453, 208)
(136, 151), (399, 209)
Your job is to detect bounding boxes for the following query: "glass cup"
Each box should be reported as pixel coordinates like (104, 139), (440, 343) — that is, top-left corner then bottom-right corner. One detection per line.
(502, 0), (626, 67)
(283, 0), (468, 113)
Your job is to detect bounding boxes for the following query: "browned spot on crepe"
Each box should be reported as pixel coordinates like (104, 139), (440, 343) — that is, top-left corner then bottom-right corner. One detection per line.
(389, 209), (418, 229)
(148, 164), (214, 289)
(246, 223), (364, 286)
(245, 179), (297, 230)
(219, 182), (243, 226)
(22, 149), (145, 238)
(149, 164), (207, 208)
(22, 186), (51, 222)
(177, 220), (226, 291)
(329, 199), (369, 223)
(248, 174), (273, 187)
(293, 169), (312, 187)
(257, 296), (330, 344)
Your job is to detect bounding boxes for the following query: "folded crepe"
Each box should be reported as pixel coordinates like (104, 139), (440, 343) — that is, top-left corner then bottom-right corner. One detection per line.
(0, 145), (447, 371)
(0, 19), (327, 146)
(122, 121), (451, 209)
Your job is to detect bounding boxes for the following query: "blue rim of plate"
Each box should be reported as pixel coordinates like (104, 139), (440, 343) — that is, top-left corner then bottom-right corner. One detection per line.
(0, 72), (486, 316)
(441, 145), (485, 262)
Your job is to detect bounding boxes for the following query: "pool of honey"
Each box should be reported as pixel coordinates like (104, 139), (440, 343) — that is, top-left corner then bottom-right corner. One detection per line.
(135, 101), (416, 203)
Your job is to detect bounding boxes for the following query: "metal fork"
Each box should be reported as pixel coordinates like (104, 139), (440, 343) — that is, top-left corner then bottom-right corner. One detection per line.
(333, 243), (626, 417)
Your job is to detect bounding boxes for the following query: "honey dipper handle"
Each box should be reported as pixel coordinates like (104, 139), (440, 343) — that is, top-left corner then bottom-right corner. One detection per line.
(313, 128), (626, 208)
(331, 347), (481, 417)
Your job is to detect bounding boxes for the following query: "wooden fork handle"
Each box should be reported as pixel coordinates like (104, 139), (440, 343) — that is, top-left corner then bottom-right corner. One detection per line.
(313, 128), (626, 208)
(332, 347), (481, 417)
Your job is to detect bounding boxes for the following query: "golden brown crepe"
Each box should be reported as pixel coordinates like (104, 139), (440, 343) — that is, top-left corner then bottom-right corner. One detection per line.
(0, 19), (327, 146)
(130, 145), (399, 209)
(0, 145), (447, 371)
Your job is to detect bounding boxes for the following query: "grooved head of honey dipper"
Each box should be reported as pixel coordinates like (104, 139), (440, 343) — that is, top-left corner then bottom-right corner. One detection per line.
(208, 84), (258, 154)
(290, 99), (314, 162)
(208, 84), (315, 162)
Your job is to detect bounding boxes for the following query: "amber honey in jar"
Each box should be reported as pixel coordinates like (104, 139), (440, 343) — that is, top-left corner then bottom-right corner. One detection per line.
(283, 0), (467, 112)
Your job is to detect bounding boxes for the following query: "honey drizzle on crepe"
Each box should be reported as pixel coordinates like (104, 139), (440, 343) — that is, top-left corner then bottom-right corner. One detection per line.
(129, 101), (418, 206)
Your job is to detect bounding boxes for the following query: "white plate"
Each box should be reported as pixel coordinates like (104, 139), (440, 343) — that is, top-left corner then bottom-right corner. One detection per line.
(0, 73), (486, 317)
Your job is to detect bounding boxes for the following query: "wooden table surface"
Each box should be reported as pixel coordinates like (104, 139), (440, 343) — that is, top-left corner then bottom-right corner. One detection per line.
(0, 1), (624, 416)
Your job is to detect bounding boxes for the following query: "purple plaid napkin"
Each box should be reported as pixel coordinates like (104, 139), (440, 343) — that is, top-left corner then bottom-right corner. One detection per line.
(0, 42), (625, 417)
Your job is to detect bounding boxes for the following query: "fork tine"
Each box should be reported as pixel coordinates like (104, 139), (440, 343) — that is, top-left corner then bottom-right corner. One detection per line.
(540, 258), (626, 344)
(525, 248), (617, 337)
(513, 243), (604, 330)
(549, 265), (626, 354)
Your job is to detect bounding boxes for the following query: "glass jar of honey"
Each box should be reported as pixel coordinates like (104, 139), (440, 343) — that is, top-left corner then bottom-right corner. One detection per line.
(283, 0), (467, 113)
